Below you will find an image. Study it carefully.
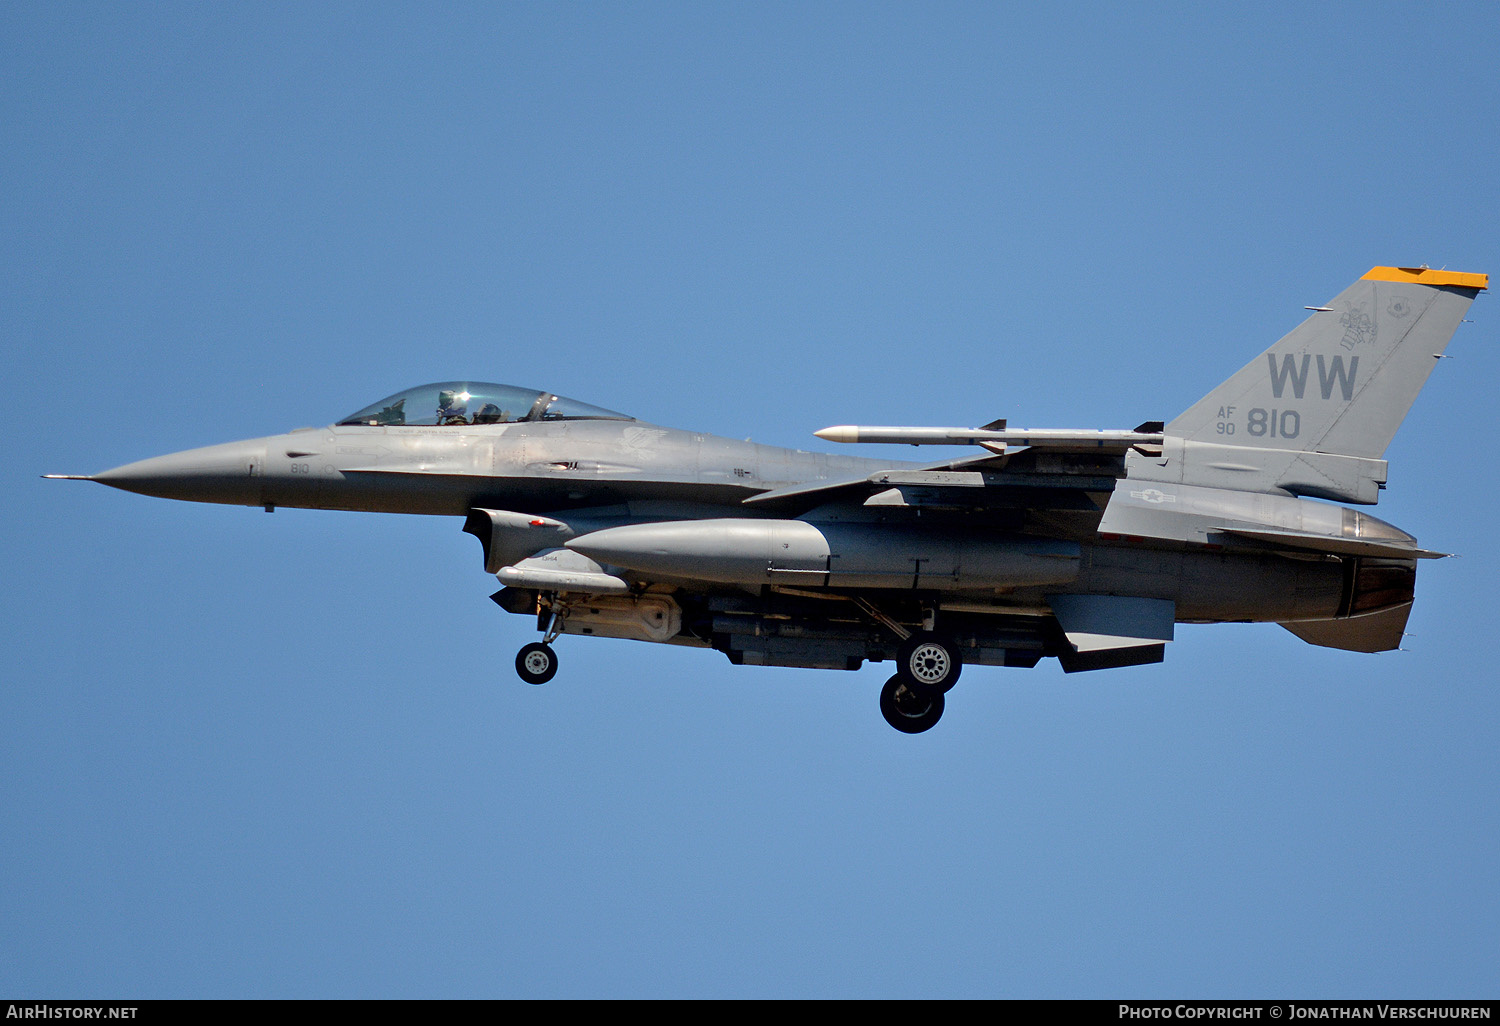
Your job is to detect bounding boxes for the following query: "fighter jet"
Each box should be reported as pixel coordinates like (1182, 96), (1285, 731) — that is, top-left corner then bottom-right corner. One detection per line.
(48, 266), (1487, 732)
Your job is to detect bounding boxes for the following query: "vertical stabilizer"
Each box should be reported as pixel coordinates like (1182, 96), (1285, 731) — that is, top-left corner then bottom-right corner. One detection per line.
(1168, 267), (1486, 460)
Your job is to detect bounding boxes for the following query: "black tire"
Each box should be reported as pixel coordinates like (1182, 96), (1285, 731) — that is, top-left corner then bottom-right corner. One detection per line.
(880, 674), (945, 734)
(896, 631), (962, 694)
(515, 642), (558, 685)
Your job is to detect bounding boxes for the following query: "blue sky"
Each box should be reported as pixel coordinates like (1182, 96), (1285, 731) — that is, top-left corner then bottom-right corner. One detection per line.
(4, 2), (1497, 998)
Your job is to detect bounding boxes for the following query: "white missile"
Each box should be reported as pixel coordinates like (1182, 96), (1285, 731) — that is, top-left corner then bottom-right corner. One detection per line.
(814, 425), (1165, 450)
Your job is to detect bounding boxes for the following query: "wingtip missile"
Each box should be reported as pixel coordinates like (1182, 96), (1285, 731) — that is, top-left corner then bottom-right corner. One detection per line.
(815, 425), (1165, 451)
(814, 425), (860, 443)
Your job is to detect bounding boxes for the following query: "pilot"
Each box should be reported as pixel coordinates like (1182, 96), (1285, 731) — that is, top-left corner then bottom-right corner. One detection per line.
(436, 390), (469, 425)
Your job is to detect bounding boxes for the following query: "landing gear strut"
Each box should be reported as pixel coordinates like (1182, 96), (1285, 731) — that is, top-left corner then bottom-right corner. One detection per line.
(880, 675), (944, 733)
(515, 595), (565, 685)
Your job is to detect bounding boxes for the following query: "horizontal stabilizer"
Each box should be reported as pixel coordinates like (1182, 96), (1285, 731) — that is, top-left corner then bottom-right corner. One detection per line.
(1279, 601), (1412, 653)
(1048, 594), (1175, 652)
(1215, 527), (1447, 560)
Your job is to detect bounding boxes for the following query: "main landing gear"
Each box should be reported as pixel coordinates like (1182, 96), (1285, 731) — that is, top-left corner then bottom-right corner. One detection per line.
(854, 597), (964, 733)
(878, 631), (961, 734)
(515, 598), (564, 685)
(880, 675), (946, 734)
(897, 631), (961, 695)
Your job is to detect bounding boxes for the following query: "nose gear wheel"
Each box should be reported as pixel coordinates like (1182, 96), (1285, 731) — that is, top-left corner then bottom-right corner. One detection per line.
(515, 641), (558, 685)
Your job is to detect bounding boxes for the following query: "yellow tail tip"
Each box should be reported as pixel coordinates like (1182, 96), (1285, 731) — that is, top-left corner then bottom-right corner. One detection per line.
(1362, 266), (1488, 290)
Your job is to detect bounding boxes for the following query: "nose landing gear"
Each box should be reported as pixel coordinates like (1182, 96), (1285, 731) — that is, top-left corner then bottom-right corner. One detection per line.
(515, 641), (558, 685)
(515, 597), (565, 685)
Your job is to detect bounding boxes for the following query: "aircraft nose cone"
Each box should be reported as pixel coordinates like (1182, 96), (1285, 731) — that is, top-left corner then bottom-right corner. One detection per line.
(93, 437), (269, 506)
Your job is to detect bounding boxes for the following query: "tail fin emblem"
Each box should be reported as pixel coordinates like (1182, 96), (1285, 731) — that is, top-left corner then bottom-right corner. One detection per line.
(1339, 303), (1376, 350)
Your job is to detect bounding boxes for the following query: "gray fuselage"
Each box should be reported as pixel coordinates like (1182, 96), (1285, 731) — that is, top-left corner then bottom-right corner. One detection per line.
(92, 415), (1383, 628)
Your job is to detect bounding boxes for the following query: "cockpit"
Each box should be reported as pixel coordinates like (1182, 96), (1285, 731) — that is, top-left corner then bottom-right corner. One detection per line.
(337, 382), (633, 427)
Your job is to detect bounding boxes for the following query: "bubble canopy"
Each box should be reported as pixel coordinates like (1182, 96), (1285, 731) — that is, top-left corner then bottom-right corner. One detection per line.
(337, 382), (632, 427)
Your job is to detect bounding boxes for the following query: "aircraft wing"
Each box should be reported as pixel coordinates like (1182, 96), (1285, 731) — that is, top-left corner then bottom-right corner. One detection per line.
(743, 445), (1129, 519)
